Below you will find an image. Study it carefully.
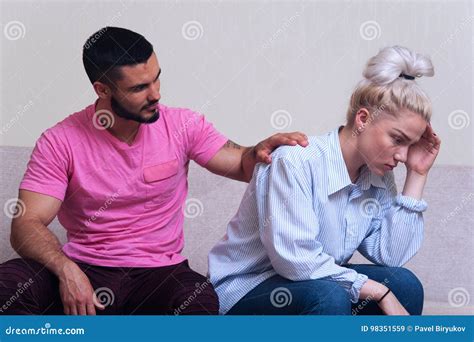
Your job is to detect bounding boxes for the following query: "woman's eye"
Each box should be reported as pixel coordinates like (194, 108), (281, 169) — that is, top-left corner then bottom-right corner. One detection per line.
(392, 136), (402, 145)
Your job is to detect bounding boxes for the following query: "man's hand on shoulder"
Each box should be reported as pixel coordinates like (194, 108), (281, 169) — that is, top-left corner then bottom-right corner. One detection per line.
(205, 132), (308, 182)
(253, 132), (309, 164)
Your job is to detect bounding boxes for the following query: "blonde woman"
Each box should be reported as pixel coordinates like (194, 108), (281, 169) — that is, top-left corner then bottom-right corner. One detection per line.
(209, 46), (441, 315)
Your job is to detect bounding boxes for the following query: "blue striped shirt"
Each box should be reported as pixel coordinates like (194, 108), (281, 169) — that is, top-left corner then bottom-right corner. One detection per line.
(208, 128), (427, 315)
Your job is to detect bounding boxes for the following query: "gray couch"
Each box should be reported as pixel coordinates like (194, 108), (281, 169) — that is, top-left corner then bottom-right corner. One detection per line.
(1, 145), (472, 315)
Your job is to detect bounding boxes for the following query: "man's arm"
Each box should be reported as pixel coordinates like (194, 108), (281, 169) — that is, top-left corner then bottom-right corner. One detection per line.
(205, 132), (308, 182)
(11, 190), (104, 315)
(11, 190), (68, 274)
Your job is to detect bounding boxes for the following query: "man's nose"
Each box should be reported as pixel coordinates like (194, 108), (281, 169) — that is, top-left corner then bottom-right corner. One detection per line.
(148, 84), (160, 102)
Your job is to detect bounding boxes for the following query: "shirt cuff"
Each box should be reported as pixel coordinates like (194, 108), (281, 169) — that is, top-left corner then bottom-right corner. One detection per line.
(19, 183), (66, 202)
(395, 194), (428, 212)
(349, 273), (369, 303)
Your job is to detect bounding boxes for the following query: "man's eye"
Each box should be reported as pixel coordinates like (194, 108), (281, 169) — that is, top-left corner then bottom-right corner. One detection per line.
(134, 86), (145, 92)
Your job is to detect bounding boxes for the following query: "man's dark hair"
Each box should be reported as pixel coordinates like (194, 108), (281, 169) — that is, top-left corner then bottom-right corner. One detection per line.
(82, 27), (154, 85)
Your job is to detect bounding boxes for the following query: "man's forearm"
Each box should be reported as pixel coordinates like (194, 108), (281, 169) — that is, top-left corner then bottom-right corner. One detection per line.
(217, 140), (256, 182)
(241, 146), (257, 182)
(11, 219), (74, 277)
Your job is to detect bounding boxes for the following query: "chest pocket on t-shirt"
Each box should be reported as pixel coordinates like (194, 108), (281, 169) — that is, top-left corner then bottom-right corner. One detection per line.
(144, 159), (179, 207)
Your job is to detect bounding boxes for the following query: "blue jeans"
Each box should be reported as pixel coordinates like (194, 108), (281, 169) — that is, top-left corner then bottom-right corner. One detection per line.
(227, 264), (424, 315)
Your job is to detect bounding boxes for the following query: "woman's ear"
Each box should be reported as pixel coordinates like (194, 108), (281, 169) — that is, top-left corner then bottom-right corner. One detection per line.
(354, 108), (370, 133)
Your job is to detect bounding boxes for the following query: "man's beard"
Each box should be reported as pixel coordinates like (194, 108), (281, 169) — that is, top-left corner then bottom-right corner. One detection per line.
(110, 95), (160, 124)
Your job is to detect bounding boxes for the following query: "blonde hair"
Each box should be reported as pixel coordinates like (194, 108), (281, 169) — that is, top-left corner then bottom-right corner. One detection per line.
(346, 46), (434, 126)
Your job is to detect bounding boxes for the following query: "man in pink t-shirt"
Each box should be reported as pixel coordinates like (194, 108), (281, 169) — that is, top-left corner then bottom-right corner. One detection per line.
(0, 27), (307, 315)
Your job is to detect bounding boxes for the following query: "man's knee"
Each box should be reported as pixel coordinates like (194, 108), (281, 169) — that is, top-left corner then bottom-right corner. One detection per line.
(172, 277), (219, 315)
(0, 258), (44, 288)
(0, 258), (51, 314)
(170, 265), (219, 315)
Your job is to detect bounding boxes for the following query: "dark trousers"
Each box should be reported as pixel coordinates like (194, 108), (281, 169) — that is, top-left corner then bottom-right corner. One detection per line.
(0, 258), (219, 315)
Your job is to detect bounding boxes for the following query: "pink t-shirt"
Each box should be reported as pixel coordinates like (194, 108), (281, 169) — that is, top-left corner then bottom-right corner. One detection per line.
(19, 103), (228, 267)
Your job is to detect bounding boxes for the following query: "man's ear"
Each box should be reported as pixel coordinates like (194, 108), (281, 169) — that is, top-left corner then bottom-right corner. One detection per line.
(354, 108), (370, 132)
(93, 81), (111, 100)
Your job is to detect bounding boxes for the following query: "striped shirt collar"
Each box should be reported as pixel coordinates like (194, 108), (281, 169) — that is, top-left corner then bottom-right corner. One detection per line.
(326, 127), (386, 196)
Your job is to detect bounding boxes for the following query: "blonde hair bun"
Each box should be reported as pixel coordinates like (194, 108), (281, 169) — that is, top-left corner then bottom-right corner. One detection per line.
(363, 46), (434, 86)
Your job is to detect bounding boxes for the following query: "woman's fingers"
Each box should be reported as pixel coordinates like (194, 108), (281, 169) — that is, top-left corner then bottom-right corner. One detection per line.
(424, 124), (441, 152)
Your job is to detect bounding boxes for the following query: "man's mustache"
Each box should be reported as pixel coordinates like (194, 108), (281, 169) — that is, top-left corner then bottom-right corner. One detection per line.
(143, 100), (159, 110)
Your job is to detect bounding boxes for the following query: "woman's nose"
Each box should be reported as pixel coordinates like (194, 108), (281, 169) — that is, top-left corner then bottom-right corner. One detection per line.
(394, 146), (408, 163)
